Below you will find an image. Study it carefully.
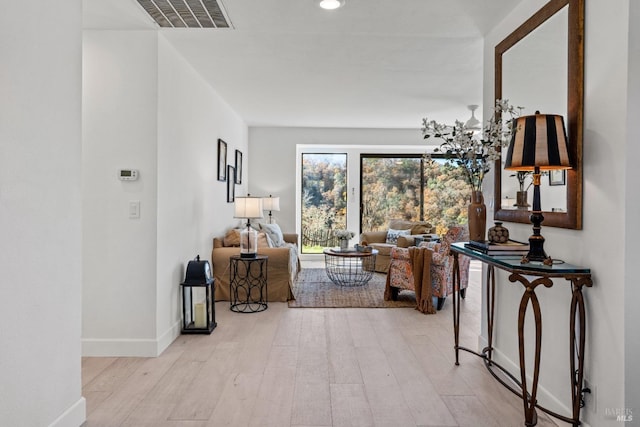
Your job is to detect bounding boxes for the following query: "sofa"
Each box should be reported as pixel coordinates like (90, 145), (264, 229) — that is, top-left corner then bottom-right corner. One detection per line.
(359, 219), (434, 273)
(211, 225), (300, 302)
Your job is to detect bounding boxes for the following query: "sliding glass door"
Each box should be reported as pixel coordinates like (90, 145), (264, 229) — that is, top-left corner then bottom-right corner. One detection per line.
(360, 155), (424, 231)
(361, 154), (471, 235)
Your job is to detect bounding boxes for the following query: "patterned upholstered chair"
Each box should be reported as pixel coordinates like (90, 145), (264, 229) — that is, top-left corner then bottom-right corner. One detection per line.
(387, 226), (470, 310)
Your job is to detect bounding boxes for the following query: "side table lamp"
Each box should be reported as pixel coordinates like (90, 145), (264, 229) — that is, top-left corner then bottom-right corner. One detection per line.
(262, 195), (280, 224)
(503, 112), (572, 262)
(234, 196), (264, 258)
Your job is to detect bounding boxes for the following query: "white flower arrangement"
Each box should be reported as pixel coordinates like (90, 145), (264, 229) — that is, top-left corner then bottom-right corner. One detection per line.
(421, 99), (521, 192)
(335, 229), (355, 240)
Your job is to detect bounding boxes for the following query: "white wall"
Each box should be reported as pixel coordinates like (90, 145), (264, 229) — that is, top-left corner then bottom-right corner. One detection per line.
(249, 127), (425, 233)
(0, 1), (86, 426)
(484, 1), (632, 425)
(83, 31), (247, 357)
(624, 0), (640, 415)
(83, 30), (160, 356)
(156, 36), (247, 348)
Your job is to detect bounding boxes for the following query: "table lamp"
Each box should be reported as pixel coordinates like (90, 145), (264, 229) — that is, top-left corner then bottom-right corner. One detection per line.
(262, 195), (280, 224)
(503, 112), (572, 261)
(234, 196), (264, 258)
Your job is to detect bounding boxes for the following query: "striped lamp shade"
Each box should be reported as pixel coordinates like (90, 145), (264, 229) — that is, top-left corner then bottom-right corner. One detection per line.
(504, 114), (572, 171)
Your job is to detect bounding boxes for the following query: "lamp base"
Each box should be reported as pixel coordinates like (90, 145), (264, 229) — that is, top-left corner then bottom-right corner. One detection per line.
(240, 252), (257, 259)
(526, 234), (548, 262)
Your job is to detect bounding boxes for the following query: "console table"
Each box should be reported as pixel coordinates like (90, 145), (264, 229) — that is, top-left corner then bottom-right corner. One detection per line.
(449, 242), (592, 427)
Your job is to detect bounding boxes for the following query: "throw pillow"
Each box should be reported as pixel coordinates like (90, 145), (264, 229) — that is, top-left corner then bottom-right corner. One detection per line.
(386, 228), (411, 245)
(257, 231), (270, 248)
(223, 228), (242, 247)
(260, 223), (285, 247)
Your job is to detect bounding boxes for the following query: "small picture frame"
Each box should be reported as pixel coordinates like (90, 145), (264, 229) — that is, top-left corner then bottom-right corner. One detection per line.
(217, 139), (227, 181)
(227, 165), (235, 202)
(234, 150), (243, 184)
(549, 169), (566, 186)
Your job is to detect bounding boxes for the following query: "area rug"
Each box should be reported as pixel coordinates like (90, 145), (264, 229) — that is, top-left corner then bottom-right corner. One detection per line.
(288, 268), (416, 308)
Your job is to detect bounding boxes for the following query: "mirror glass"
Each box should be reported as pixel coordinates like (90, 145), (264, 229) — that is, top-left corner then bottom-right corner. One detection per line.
(494, 0), (583, 229)
(500, 7), (567, 213)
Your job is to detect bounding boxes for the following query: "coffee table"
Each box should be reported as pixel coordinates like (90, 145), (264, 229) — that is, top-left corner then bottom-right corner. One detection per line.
(323, 248), (378, 286)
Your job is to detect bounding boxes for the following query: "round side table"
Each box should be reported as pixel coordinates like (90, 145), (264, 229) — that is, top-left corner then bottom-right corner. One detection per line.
(229, 255), (268, 313)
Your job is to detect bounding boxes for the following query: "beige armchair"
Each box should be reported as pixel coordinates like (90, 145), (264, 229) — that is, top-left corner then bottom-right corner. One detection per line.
(359, 219), (434, 273)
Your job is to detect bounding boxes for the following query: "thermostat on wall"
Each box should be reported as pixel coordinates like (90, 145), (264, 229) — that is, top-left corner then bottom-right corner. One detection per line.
(118, 169), (139, 181)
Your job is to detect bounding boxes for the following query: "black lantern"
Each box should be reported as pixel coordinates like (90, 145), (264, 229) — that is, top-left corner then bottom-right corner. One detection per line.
(180, 255), (216, 334)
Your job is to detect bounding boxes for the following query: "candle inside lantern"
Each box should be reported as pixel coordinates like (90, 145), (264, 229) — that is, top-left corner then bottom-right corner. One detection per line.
(194, 302), (206, 328)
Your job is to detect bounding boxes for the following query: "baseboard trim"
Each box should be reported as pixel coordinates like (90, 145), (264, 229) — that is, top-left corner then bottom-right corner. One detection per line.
(82, 321), (181, 357)
(475, 335), (591, 426)
(156, 320), (182, 355)
(48, 396), (86, 427)
(82, 338), (159, 357)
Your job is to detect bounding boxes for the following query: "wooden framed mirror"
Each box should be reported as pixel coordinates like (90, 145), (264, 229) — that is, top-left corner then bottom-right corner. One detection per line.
(494, 0), (584, 229)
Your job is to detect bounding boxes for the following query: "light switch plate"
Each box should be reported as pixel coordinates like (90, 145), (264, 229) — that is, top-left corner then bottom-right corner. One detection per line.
(129, 201), (140, 219)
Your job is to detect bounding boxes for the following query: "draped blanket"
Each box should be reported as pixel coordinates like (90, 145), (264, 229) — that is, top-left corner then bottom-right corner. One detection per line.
(384, 246), (436, 314)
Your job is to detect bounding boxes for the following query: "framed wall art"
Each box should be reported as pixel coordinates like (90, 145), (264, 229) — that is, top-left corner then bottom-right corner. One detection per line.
(235, 150), (243, 184)
(227, 165), (235, 202)
(549, 169), (566, 186)
(217, 139), (227, 181)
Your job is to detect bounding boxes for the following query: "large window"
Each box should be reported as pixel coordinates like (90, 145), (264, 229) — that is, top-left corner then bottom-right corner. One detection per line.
(361, 154), (471, 236)
(360, 155), (424, 231)
(300, 153), (347, 253)
(297, 147), (472, 256)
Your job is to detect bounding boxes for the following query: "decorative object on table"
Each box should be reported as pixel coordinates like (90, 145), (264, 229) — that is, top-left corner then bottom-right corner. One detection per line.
(354, 244), (372, 253)
(217, 138), (227, 181)
(488, 221), (509, 244)
(465, 239), (529, 256)
(226, 165), (235, 203)
(234, 149), (243, 184)
(512, 171), (532, 208)
(335, 229), (355, 251)
(180, 255), (216, 334)
(262, 194), (280, 224)
(234, 195), (264, 258)
(468, 191), (486, 243)
(516, 191), (529, 209)
(504, 112), (572, 262)
(422, 99), (521, 242)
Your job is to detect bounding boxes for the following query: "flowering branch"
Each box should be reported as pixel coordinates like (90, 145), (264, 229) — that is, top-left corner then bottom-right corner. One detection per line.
(511, 171), (533, 192)
(421, 99), (522, 193)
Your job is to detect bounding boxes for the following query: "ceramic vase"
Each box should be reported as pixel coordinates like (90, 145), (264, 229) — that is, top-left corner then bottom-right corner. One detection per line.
(516, 190), (529, 209)
(488, 221), (509, 243)
(340, 239), (349, 251)
(468, 190), (487, 242)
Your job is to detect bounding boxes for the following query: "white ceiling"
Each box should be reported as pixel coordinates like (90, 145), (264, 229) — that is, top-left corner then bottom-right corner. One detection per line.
(83, 0), (525, 128)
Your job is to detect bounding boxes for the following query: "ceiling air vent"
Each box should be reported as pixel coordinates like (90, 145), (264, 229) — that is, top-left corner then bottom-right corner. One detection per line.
(136, 0), (232, 28)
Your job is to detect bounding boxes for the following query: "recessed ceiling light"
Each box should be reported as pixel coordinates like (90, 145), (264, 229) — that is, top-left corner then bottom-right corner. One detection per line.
(319, 0), (345, 10)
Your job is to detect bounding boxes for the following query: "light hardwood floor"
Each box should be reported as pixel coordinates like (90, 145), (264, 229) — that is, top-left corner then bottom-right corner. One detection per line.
(82, 262), (562, 427)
